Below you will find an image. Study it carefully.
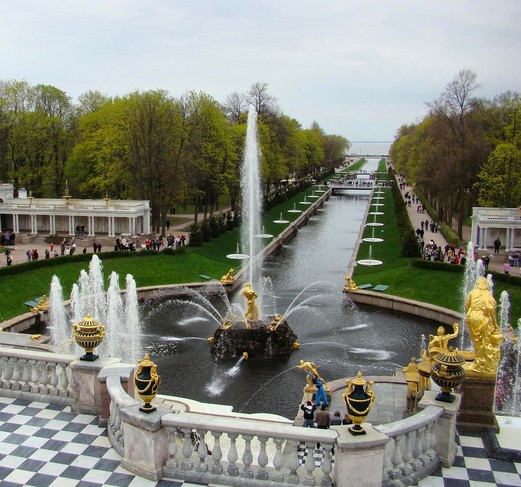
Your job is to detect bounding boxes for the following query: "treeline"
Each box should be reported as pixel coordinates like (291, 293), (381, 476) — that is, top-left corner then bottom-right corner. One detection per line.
(390, 69), (520, 238)
(0, 81), (349, 233)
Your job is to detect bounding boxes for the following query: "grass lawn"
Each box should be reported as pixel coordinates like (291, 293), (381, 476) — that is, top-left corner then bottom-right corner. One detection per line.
(1, 171), (520, 327)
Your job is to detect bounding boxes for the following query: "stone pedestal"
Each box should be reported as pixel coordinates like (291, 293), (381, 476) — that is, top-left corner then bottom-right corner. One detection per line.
(332, 424), (390, 487)
(457, 375), (499, 433)
(419, 391), (461, 467)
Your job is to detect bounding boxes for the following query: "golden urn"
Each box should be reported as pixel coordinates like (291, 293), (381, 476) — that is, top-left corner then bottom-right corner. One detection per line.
(72, 314), (106, 361)
(343, 371), (375, 435)
(430, 347), (465, 403)
(135, 354), (160, 413)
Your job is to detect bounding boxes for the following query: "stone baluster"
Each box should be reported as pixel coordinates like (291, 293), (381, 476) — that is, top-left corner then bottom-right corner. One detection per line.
(195, 429), (208, 472)
(58, 363), (71, 397)
(381, 441), (393, 481)
(30, 359), (40, 393)
(181, 428), (194, 471)
(166, 429), (179, 469)
(426, 421), (437, 461)
(271, 437), (285, 482)
(286, 440), (301, 484)
(0, 356), (7, 388)
(410, 429), (423, 471)
(241, 434), (254, 478)
(21, 359), (31, 392)
(401, 432), (413, 475)
(113, 404), (124, 443)
(49, 362), (59, 396)
(210, 431), (223, 475)
(303, 441), (316, 485)
(39, 360), (49, 395)
(389, 435), (404, 479)
(227, 433), (239, 476)
(417, 425), (428, 466)
(256, 436), (270, 481)
(320, 443), (333, 486)
(11, 357), (21, 390)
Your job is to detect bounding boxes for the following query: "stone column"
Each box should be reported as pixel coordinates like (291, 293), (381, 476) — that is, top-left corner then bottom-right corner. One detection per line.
(418, 391), (461, 467)
(97, 363), (136, 426)
(120, 406), (170, 482)
(332, 424), (390, 487)
(69, 357), (121, 415)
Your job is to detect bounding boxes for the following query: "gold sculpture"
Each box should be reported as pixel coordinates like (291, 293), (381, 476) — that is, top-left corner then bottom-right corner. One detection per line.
(30, 295), (49, 314)
(242, 282), (259, 321)
(465, 277), (504, 377)
(220, 268), (236, 284)
(298, 360), (325, 387)
(426, 322), (459, 362)
(269, 314), (284, 332)
(343, 275), (359, 292)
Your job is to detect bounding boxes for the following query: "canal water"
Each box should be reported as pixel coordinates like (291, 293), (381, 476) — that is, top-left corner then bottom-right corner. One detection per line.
(144, 159), (438, 418)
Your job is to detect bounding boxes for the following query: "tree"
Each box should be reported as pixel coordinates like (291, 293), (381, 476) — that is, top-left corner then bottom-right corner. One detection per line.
(247, 82), (278, 118)
(223, 91), (247, 124)
(427, 69), (485, 237)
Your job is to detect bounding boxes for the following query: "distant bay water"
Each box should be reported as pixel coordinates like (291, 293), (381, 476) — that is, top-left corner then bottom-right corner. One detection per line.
(349, 141), (392, 156)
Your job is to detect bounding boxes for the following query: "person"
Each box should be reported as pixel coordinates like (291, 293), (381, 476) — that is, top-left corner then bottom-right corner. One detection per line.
(316, 404), (330, 429)
(300, 400), (316, 428)
(342, 413), (352, 425)
(494, 238), (501, 254)
(314, 377), (328, 408)
(166, 219), (170, 231)
(330, 410), (342, 426)
(504, 261), (511, 275)
(44, 249), (50, 259)
(465, 276), (503, 376)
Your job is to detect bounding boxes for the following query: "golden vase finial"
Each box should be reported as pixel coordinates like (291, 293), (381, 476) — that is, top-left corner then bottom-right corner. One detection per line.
(72, 314), (106, 361)
(135, 354), (160, 413)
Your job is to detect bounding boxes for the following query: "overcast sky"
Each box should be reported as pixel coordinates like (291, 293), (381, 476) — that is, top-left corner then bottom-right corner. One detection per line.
(1, 1), (519, 142)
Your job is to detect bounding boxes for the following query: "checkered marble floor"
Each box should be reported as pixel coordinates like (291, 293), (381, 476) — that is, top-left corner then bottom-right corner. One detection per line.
(1, 397), (521, 486)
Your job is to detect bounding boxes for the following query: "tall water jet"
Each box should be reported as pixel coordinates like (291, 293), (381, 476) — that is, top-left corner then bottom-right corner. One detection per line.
(241, 105), (263, 292)
(49, 255), (142, 364)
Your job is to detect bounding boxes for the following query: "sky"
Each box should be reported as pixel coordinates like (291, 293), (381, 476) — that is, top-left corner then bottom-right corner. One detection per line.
(1, 0), (519, 142)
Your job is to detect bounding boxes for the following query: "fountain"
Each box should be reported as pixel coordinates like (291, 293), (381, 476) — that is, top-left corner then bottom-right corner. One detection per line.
(273, 212), (290, 224)
(49, 254), (142, 364)
(287, 203), (303, 214)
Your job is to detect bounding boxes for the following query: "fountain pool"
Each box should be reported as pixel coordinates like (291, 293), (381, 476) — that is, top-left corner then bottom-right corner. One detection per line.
(141, 190), (438, 419)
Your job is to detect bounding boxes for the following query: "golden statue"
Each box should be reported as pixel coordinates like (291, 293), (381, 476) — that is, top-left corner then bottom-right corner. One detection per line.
(242, 282), (259, 321)
(427, 322), (459, 361)
(343, 275), (359, 292)
(465, 277), (504, 377)
(298, 360), (325, 385)
(31, 295), (49, 314)
(220, 268), (236, 284)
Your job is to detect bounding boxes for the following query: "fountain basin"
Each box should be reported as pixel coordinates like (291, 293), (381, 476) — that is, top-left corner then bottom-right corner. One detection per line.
(210, 318), (298, 359)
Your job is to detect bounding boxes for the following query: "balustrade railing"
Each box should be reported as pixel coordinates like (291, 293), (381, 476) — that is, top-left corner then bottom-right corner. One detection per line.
(375, 405), (444, 486)
(0, 348), (76, 403)
(161, 411), (337, 486)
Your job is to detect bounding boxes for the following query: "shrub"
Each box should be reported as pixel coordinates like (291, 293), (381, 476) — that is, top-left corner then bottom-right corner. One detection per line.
(188, 222), (203, 247)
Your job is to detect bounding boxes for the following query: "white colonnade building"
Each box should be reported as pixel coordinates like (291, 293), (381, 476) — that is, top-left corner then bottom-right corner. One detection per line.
(0, 184), (150, 238)
(471, 206), (521, 250)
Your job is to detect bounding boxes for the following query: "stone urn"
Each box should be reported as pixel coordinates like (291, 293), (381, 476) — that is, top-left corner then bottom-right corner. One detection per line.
(135, 354), (160, 413)
(72, 314), (105, 361)
(430, 346), (465, 403)
(343, 371), (375, 435)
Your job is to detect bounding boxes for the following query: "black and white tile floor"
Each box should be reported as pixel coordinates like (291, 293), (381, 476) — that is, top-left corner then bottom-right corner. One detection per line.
(1, 397), (520, 486)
